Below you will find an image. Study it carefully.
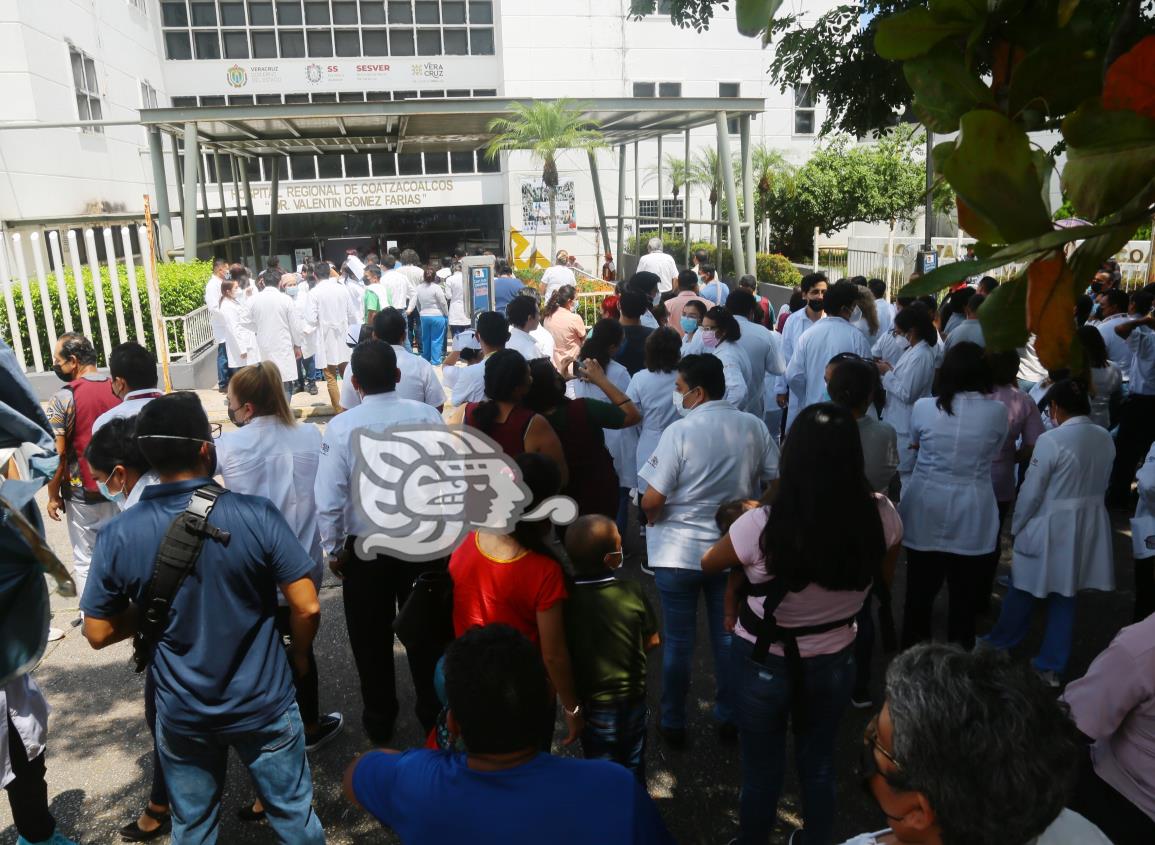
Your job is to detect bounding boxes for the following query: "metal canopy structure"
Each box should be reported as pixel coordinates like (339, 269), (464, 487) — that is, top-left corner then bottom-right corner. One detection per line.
(132, 97), (767, 275)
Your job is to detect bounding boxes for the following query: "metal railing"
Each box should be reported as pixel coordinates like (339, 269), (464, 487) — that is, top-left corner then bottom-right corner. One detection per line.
(575, 291), (611, 326)
(163, 305), (215, 362)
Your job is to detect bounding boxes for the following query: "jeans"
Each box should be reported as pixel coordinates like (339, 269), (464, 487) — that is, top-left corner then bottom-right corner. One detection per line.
(156, 705), (324, 845)
(731, 637), (856, 845)
(144, 673), (170, 809)
(976, 500), (1012, 616)
(580, 698), (648, 782)
(981, 585), (1076, 674)
(652, 566), (733, 729)
(5, 715), (55, 842)
(341, 547), (446, 740)
(419, 315), (448, 365)
(296, 355), (316, 391)
(901, 547), (983, 650)
(215, 342), (228, 389)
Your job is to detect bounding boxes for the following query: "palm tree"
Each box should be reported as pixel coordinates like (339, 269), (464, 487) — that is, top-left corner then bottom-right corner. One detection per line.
(751, 145), (796, 250)
(486, 100), (604, 263)
(645, 154), (691, 237)
(690, 148), (733, 255)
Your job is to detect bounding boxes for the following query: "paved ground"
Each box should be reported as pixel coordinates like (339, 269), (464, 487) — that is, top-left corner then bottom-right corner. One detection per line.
(1, 393), (1142, 844)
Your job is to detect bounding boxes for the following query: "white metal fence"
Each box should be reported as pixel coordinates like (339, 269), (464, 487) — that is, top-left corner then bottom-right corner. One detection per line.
(0, 224), (174, 374)
(163, 306), (215, 362)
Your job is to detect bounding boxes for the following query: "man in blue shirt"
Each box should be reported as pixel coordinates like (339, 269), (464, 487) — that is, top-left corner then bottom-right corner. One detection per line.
(345, 624), (675, 845)
(81, 393), (324, 845)
(492, 259), (525, 315)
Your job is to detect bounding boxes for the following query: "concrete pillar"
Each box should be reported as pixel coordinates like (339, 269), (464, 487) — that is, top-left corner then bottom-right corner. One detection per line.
(716, 112), (745, 279)
(148, 129), (174, 261)
(267, 155), (281, 268)
(740, 114), (756, 277)
(180, 122), (199, 263)
(587, 149), (610, 272)
(615, 144), (626, 271)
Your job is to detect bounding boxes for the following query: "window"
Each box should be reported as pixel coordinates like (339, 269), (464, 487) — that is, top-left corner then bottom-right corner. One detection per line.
(638, 199), (684, 233)
(277, 0), (303, 24)
(363, 28), (387, 53)
(658, 82), (681, 98)
(251, 29), (277, 56)
(307, 28), (334, 56)
(221, 2), (247, 25)
(371, 153), (397, 176)
(255, 93), (283, 104)
(139, 80), (159, 109)
(335, 28), (361, 54)
(194, 30), (221, 59)
(720, 82), (740, 133)
(360, 1), (386, 24)
(224, 30), (250, 57)
(632, 82), (655, 97)
(469, 27), (493, 54)
(794, 84), (816, 135)
(280, 29), (306, 56)
(69, 46), (103, 131)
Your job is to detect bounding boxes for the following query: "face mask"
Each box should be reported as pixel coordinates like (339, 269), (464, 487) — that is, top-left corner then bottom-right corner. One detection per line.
(893, 331), (910, 352)
(672, 388), (692, 416)
(284, 285), (299, 298)
(97, 476), (126, 505)
(850, 306), (862, 323)
(52, 363), (75, 382)
(652, 291), (661, 307)
(700, 328), (719, 349)
(227, 405), (249, 427)
(680, 316), (699, 335)
(808, 298), (825, 313)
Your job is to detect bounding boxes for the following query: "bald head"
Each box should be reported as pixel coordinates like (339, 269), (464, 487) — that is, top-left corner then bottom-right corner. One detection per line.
(564, 515), (622, 575)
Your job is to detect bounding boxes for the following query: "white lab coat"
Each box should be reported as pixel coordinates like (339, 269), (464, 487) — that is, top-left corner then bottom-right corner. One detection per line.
(627, 368), (680, 493)
(219, 295), (259, 369)
(899, 393), (1009, 555)
(1131, 442), (1155, 560)
(944, 318), (985, 350)
(709, 340), (754, 410)
(204, 272), (227, 343)
(733, 315), (786, 418)
(542, 265), (577, 302)
(249, 287), (304, 383)
(294, 286), (318, 359)
(1089, 364), (1122, 429)
(381, 270), (415, 313)
(1011, 416), (1115, 597)
(875, 298), (895, 338)
(881, 340), (937, 480)
(530, 325), (555, 361)
(786, 316), (872, 420)
(446, 272), (468, 325)
(572, 360), (638, 488)
(216, 416), (324, 595)
(339, 344), (446, 410)
(872, 329), (909, 369)
(1096, 313), (1130, 368)
(507, 327), (545, 361)
(776, 307), (824, 427)
(310, 277), (359, 369)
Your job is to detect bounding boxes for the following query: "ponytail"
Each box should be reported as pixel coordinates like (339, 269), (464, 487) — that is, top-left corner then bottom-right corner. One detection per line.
(543, 284), (576, 319)
(228, 361), (296, 426)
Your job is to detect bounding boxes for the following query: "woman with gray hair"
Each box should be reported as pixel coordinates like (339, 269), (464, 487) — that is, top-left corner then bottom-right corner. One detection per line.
(848, 643), (1109, 845)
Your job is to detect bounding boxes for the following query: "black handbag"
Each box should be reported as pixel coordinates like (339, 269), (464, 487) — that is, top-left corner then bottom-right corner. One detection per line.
(393, 569), (455, 658)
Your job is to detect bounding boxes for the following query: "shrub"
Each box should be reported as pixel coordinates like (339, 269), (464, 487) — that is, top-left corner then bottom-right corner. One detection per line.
(757, 253), (802, 288)
(1, 259), (213, 368)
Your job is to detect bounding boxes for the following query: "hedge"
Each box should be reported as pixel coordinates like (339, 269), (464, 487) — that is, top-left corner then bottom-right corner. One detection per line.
(626, 234), (801, 288)
(1, 260), (214, 368)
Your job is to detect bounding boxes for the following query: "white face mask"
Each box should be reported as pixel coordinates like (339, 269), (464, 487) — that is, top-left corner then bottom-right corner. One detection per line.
(850, 305), (862, 323)
(652, 291), (661, 307)
(892, 330), (910, 352)
(672, 388), (697, 416)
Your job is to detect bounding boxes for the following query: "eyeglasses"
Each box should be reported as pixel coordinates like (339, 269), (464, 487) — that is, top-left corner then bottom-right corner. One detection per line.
(860, 713), (901, 781)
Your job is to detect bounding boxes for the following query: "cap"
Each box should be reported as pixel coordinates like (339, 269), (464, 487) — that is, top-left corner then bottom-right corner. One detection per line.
(452, 329), (481, 351)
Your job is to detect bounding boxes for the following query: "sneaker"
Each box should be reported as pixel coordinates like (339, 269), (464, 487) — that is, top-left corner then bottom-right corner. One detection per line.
(46, 627), (65, 642)
(850, 692), (873, 709)
(306, 381), (318, 396)
(306, 712), (344, 752)
(1036, 669), (1062, 689)
(18, 835), (80, 845)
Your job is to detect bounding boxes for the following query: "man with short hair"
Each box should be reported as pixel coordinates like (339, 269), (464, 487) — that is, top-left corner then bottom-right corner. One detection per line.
(542, 250), (578, 303)
(698, 264), (729, 307)
(775, 273), (828, 417)
(338, 308), (446, 411)
(82, 393), (325, 845)
(315, 341), (446, 743)
(1097, 288), (1131, 366)
(204, 258), (231, 392)
(449, 311), (510, 406)
(45, 333), (121, 600)
(399, 249), (425, 354)
(665, 270), (709, 338)
(1108, 291), (1155, 507)
(627, 271), (662, 329)
(493, 259), (525, 315)
(943, 294), (986, 350)
(92, 342), (163, 433)
(614, 291), (655, 377)
(737, 274), (773, 326)
(848, 643), (1109, 845)
(505, 296), (547, 361)
(636, 237), (679, 294)
(725, 289), (786, 418)
(977, 275), (999, 297)
(250, 272), (305, 403)
(308, 260), (360, 411)
(344, 624), (675, 844)
(868, 278), (894, 338)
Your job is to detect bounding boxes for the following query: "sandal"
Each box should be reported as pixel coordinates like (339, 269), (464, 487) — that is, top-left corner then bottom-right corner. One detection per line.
(236, 804), (267, 823)
(119, 806), (171, 842)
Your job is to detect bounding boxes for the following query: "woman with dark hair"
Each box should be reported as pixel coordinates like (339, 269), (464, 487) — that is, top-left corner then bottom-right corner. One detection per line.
(407, 265), (449, 365)
(900, 342), (1009, 650)
(448, 451), (583, 746)
(827, 356), (896, 494)
(523, 357), (640, 518)
(458, 349), (567, 481)
(1078, 324), (1123, 429)
(877, 303), (938, 491)
(696, 305), (752, 409)
(982, 380), (1115, 687)
(628, 328), (683, 499)
(543, 284), (586, 373)
(680, 299), (708, 351)
(702, 403), (903, 845)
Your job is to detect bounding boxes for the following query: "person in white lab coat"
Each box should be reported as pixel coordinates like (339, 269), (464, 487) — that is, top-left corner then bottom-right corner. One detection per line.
(1131, 442), (1155, 621)
(786, 281), (873, 426)
(541, 250), (578, 303)
(636, 237), (679, 293)
(699, 306), (753, 410)
(868, 278), (893, 339)
(981, 380), (1115, 686)
(627, 328), (682, 497)
(248, 273), (304, 403)
(445, 264), (470, 338)
(942, 294), (986, 351)
(1078, 325), (1123, 430)
(309, 260), (359, 411)
(204, 257), (230, 392)
(877, 304), (938, 490)
(900, 343), (1008, 651)
(219, 279), (259, 374)
(338, 308), (447, 412)
(726, 289), (786, 418)
(505, 295), (547, 361)
(639, 353), (780, 743)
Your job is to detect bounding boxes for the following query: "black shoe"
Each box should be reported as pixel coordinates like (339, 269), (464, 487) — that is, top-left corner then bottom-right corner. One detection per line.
(306, 712), (344, 752)
(659, 725), (687, 749)
(717, 721), (738, 745)
(306, 381), (318, 396)
(120, 807), (172, 841)
(236, 805), (266, 824)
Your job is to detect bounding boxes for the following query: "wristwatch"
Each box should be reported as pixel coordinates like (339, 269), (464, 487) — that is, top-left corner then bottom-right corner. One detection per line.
(564, 703), (582, 718)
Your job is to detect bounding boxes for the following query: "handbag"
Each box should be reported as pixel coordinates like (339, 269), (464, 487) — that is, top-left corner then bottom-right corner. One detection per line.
(393, 569), (455, 659)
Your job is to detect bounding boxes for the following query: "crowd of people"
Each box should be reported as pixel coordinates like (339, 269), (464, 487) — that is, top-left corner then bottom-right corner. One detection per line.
(6, 244), (1155, 845)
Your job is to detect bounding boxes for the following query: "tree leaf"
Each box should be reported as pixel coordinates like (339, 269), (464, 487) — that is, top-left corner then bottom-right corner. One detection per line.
(1057, 0), (1081, 26)
(904, 53), (996, 133)
(1102, 35), (1155, 119)
(1061, 100), (1155, 220)
(928, 0), (986, 24)
(1030, 149), (1055, 216)
(1027, 253), (1076, 371)
(874, 8), (971, 60)
(978, 273), (1029, 352)
(957, 197), (1004, 243)
(941, 110), (1053, 243)
(1008, 32), (1102, 119)
(736, 0), (784, 38)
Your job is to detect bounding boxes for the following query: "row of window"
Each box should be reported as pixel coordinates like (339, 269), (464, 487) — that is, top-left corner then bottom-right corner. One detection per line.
(169, 87), (495, 107)
(161, 0), (495, 59)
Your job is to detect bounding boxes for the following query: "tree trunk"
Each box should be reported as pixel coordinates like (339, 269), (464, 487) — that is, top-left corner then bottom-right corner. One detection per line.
(548, 186), (558, 266)
(711, 200), (721, 262)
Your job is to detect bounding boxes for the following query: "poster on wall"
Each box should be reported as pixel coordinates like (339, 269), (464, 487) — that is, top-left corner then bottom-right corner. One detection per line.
(520, 178), (577, 234)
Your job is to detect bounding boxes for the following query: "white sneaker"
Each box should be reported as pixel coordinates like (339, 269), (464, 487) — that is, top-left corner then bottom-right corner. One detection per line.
(46, 627), (65, 642)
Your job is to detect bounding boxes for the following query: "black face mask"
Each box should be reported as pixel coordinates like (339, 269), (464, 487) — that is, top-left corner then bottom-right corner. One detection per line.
(227, 406), (248, 427)
(53, 363), (75, 383)
(808, 298), (826, 312)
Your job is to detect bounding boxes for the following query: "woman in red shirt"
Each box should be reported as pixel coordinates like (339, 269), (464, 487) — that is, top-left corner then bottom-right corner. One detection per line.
(448, 452), (582, 745)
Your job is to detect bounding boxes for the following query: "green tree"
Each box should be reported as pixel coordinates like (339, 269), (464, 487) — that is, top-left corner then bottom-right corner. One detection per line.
(751, 145), (796, 249)
(486, 99), (604, 263)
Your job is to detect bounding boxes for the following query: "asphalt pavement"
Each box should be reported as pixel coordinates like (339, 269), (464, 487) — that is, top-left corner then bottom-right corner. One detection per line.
(1, 394), (1141, 844)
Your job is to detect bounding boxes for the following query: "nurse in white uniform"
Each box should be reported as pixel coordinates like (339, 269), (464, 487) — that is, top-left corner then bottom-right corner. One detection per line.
(1131, 441), (1155, 621)
(627, 328), (683, 495)
(900, 343), (1008, 651)
(982, 380), (1115, 685)
(699, 306), (753, 410)
(775, 277), (827, 426)
(877, 304), (938, 490)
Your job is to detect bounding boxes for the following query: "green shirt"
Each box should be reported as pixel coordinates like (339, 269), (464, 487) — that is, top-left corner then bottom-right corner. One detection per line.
(564, 575), (657, 704)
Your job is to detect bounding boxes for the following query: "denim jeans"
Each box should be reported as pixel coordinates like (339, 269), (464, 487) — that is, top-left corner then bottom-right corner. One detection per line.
(652, 566), (733, 729)
(215, 343), (228, 389)
(981, 586), (1077, 674)
(156, 705), (324, 845)
(580, 698), (648, 782)
(296, 355), (316, 390)
(731, 637), (856, 845)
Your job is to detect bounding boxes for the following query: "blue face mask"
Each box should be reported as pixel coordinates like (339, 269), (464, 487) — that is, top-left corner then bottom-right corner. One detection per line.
(680, 316), (699, 335)
(98, 477), (126, 505)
